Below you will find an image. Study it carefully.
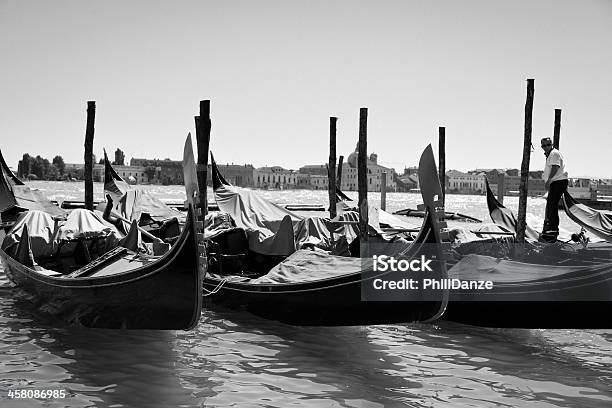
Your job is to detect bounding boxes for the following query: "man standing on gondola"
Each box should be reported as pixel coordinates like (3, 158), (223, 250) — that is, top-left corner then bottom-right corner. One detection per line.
(540, 137), (568, 242)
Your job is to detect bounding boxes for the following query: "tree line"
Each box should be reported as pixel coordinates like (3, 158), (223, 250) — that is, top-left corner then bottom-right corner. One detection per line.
(16, 148), (126, 181)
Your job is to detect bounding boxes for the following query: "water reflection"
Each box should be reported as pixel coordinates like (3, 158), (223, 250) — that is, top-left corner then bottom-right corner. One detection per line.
(175, 308), (612, 407)
(0, 292), (202, 408)
(2, 289), (612, 408)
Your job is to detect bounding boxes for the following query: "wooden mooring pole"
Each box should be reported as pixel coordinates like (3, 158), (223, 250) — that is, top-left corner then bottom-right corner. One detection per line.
(337, 155), (344, 188)
(195, 100), (211, 215)
(438, 127), (446, 207)
(84, 101), (96, 210)
(328, 117), (337, 218)
(380, 172), (387, 210)
(358, 108), (369, 245)
(553, 108), (561, 149)
(516, 79), (535, 245)
(497, 172), (505, 205)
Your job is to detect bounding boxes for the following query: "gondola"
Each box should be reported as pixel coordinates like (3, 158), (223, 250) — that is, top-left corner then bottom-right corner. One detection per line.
(562, 191), (612, 241)
(483, 177), (612, 254)
(201, 145), (449, 325)
(443, 252), (612, 328)
(0, 136), (203, 329)
(438, 180), (612, 328)
(484, 178), (540, 241)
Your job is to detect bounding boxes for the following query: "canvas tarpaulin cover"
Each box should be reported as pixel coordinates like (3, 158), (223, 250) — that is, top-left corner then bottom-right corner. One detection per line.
(213, 183), (303, 256)
(101, 154), (185, 226)
(562, 192), (612, 241)
(1, 210), (57, 258)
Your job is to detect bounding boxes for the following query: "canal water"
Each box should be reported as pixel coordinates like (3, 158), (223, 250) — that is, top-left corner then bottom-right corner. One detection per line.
(1, 182), (610, 407)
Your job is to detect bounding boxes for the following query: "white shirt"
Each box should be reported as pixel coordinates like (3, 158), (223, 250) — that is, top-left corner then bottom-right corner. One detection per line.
(543, 149), (568, 183)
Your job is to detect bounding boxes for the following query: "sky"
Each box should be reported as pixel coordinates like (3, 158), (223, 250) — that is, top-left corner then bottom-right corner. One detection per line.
(1, 0), (611, 178)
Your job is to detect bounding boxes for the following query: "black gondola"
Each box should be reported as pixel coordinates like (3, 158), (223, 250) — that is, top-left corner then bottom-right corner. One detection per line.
(0, 136), (204, 329)
(202, 145), (449, 325)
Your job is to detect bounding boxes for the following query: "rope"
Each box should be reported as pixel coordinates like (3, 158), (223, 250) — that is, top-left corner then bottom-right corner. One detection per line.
(202, 278), (227, 296)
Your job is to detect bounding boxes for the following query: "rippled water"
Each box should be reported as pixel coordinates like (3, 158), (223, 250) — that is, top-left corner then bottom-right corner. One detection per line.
(1, 182), (610, 407)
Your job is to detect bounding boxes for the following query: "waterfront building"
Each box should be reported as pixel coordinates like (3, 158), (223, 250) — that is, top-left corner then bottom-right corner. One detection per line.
(596, 180), (612, 197)
(97, 164), (147, 183)
(340, 148), (397, 192)
(206, 163), (254, 187)
(253, 166), (299, 189)
(299, 164), (327, 176)
(64, 163), (148, 183)
(310, 174), (328, 190)
(130, 158), (183, 185)
(447, 170), (486, 194)
(501, 176), (546, 196)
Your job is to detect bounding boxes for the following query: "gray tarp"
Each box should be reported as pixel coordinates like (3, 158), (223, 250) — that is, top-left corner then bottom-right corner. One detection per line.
(562, 192), (612, 241)
(2, 209), (123, 260)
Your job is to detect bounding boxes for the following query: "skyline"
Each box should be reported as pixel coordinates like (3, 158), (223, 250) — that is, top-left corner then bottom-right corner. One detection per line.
(1, 1), (611, 178)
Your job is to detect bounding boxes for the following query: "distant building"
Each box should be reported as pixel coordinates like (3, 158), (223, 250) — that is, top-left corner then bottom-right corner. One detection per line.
(402, 166), (418, 176)
(130, 158), (183, 185)
(299, 164), (327, 176)
(447, 170), (486, 194)
(207, 163), (255, 187)
(98, 164), (147, 183)
(596, 180), (612, 197)
(253, 166), (299, 189)
(64, 163), (148, 183)
(339, 146), (397, 192)
(502, 175), (546, 196)
(310, 174), (328, 190)
(396, 173), (419, 192)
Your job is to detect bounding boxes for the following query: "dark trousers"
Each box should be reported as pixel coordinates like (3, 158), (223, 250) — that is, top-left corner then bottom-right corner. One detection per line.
(543, 179), (568, 233)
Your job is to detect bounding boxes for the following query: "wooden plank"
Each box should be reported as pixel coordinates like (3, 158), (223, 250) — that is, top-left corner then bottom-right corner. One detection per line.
(67, 246), (128, 278)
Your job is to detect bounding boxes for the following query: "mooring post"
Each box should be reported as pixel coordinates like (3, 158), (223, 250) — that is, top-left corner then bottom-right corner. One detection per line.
(516, 79), (535, 245)
(553, 108), (561, 149)
(438, 127), (446, 207)
(195, 100), (211, 216)
(328, 117), (337, 218)
(84, 101), (96, 210)
(497, 172), (505, 205)
(381, 172), (387, 210)
(337, 155), (344, 189)
(358, 108), (369, 245)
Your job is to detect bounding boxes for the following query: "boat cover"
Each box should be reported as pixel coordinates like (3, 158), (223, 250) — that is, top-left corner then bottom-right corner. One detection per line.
(243, 238), (416, 285)
(1, 210), (56, 258)
(449, 223), (513, 244)
(449, 253), (612, 289)
(248, 249), (363, 284)
(55, 209), (123, 242)
(211, 154), (410, 256)
(562, 192), (612, 241)
(11, 185), (67, 218)
(101, 152), (185, 225)
(214, 183), (304, 231)
(335, 189), (419, 231)
(485, 178), (539, 242)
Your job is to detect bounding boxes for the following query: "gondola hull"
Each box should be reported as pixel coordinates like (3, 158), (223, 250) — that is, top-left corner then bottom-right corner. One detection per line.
(443, 255), (612, 328)
(1, 223), (202, 329)
(203, 276), (443, 326)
